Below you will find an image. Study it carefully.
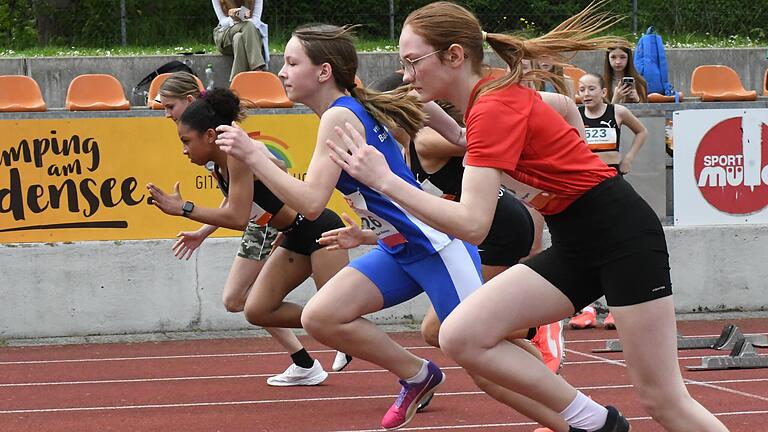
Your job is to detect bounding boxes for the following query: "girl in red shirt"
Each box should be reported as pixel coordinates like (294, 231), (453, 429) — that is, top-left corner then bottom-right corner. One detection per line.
(326, 2), (727, 432)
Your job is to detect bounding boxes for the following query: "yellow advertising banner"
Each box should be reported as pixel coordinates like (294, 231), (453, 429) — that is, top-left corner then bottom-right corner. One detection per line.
(0, 114), (354, 243)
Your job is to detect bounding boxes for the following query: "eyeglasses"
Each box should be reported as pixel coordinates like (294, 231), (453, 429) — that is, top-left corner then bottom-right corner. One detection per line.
(399, 49), (443, 78)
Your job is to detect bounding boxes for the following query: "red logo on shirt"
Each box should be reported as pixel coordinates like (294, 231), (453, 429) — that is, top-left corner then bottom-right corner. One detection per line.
(693, 116), (768, 214)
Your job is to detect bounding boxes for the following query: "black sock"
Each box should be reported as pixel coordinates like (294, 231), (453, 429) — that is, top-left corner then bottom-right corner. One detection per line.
(290, 348), (314, 369)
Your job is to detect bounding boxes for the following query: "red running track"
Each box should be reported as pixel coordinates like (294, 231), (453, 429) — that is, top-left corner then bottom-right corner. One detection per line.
(1, 318), (766, 431)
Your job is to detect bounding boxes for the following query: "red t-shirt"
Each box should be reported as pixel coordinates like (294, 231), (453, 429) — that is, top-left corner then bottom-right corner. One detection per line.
(464, 79), (616, 215)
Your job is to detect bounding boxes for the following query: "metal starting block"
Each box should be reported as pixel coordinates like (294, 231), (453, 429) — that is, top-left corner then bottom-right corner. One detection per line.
(687, 338), (768, 371)
(592, 323), (768, 353)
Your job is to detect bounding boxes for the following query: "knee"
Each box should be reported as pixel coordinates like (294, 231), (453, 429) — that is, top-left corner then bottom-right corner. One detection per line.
(438, 316), (480, 364)
(222, 294), (244, 313)
(243, 302), (271, 327)
(232, 33), (242, 45)
(421, 319), (440, 348)
(300, 301), (335, 339)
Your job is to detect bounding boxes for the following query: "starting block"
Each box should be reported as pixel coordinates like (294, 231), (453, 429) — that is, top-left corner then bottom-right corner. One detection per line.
(687, 338), (768, 370)
(592, 323), (768, 353)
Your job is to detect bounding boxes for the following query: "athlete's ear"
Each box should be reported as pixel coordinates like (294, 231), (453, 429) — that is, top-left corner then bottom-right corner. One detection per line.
(318, 63), (333, 83)
(446, 43), (466, 67)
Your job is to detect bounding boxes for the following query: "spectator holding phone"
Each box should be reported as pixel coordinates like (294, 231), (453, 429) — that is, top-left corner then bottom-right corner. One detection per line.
(212, 0), (270, 83)
(604, 46), (647, 103)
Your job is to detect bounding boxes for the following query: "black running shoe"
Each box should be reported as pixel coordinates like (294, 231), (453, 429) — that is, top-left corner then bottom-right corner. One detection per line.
(596, 406), (631, 432)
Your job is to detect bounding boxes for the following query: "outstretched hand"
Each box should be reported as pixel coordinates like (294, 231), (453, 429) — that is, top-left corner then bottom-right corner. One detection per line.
(173, 229), (207, 260)
(318, 213), (367, 250)
(326, 122), (394, 191)
(216, 122), (265, 165)
(147, 181), (184, 216)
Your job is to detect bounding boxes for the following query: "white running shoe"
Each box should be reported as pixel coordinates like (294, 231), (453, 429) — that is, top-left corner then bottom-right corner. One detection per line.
(332, 351), (353, 372)
(266, 359), (328, 387)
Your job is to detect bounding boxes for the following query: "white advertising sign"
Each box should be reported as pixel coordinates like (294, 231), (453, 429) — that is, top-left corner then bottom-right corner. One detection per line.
(674, 109), (768, 226)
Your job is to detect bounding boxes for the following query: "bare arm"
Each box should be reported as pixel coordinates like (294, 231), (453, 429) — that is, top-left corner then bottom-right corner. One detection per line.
(414, 127), (467, 160)
(328, 123), (500, 244)
(538, 92), (586, 140)
(422, 101), (466, 147)
(615, 104), (648, 171)
(216, 108), (360, 219)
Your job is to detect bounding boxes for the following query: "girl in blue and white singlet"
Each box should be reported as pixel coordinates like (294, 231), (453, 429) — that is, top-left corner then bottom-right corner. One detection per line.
(214, 24), (482, 430)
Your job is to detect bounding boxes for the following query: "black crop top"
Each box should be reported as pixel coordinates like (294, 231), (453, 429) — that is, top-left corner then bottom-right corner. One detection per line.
(408, 140), (465, 201)
(211, 163), (285, 222)
(579, 104), (621, 153)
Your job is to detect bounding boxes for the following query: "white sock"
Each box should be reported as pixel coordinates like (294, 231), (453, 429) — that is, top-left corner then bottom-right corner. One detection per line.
(404, 359), (429, 384)
(582, 306), (596, 314)
(559, 392), (608, 431)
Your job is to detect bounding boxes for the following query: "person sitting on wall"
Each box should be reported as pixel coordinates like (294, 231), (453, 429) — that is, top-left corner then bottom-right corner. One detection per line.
(212, 0), (270, 83)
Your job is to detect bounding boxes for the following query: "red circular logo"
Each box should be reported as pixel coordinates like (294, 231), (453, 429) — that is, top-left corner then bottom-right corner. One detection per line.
(693, 117), (768, 214)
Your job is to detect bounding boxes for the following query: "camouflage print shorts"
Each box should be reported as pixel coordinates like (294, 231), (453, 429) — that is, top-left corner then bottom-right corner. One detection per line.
(237, 220), (278, 261)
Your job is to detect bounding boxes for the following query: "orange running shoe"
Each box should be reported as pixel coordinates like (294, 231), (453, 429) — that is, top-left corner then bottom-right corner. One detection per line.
(568, 308), (597, 329)
(603, 312), (616, 329)
(531, 320), (565, 374)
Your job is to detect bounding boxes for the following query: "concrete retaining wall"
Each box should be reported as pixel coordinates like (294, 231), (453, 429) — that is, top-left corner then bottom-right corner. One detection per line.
(1, 48), (766, 109)
(1, 224), (766, 339)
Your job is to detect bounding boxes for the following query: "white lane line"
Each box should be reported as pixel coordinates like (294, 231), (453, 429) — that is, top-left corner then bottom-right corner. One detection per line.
(566, 347), (768, 403)
(328, 409), (768, 431)
(0, 346), (443, 366)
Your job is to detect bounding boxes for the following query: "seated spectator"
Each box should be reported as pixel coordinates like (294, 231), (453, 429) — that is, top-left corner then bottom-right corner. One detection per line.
(212, 0), (270, 83)
(604, 46), (647, 103)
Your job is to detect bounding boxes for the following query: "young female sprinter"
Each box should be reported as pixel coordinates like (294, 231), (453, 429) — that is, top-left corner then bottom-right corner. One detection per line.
(568, 72), (649, 331)
(151, 82), (349, 385)
(370, 73), (567, 379)
(212, 24), (597, 432)
(324, 2), (728, 432)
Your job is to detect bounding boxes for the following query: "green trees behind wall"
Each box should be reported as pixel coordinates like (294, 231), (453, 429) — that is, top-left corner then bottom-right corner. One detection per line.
(1, 0), (765, 50)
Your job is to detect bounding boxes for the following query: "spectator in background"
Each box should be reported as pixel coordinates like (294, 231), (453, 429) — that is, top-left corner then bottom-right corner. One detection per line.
(604, 46), (647, 103)
(569, 72), (648, 330)
(212, 0), (270, 83)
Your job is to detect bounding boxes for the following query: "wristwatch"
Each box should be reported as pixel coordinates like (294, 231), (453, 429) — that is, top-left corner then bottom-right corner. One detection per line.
(182, 201), (195, 217)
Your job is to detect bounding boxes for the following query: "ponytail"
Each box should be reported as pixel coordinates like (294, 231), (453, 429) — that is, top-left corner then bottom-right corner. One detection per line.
(480, 0), (628, 100)
(349, 85), (425, 139)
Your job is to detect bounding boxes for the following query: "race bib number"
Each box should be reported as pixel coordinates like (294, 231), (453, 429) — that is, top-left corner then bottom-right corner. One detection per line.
(249, 203), (272, 225)
(585, 127), (618, 151)
(419, 179), (455, 201)
(501, 174), (556, 210)
(343, 191), (406, 247)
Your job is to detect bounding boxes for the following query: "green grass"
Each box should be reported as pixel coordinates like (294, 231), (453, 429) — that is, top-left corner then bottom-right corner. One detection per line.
(0, 35), (765, 57)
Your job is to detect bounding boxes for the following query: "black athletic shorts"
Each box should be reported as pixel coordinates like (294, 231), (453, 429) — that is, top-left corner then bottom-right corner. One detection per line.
(524, 175), (672, 309)
(280, 208), (344, 256)
(478, 187), (534, 267)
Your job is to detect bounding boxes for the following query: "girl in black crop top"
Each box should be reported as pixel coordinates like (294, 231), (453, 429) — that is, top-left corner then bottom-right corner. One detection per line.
(577, 73), (648, 175)
(147, 87), (349, 384)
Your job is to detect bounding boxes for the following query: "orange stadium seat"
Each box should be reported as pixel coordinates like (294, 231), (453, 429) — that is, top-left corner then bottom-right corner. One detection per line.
(690, 65), (757, 102)
(147, 73), (205, 109)
(65, 74), (130, 111)
(230, 71), (293, 108)
(647, 92), (684, 103)
(0, 75), (47, 112)
(763, 68), (767, 96)
(563, 66), (586, 103)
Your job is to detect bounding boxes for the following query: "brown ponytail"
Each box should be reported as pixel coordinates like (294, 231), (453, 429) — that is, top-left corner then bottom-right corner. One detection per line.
(405, 0), (629, 102)
(293, 24), (425, 138)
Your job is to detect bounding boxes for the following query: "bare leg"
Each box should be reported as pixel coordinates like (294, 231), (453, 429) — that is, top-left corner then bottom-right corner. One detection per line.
(302, 267), (424, 379)
(243, 247), (313, 328)
(439, 264), (579, 411)
(612, 297), (728, 431)
(222, 255), (306, 356)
